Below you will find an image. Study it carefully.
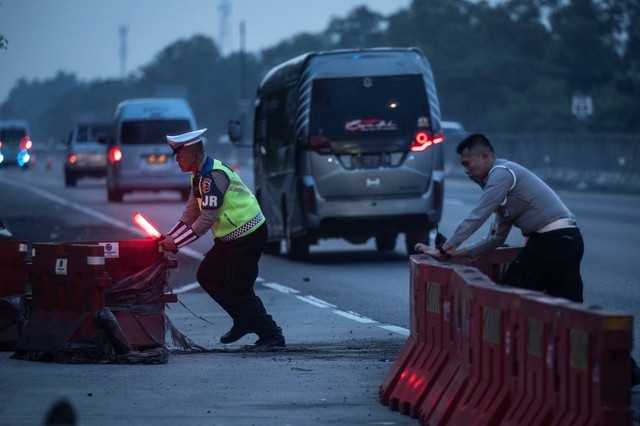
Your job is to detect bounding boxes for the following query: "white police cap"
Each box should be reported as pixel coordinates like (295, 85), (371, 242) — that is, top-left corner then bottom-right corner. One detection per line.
(166, 128), (207, 153)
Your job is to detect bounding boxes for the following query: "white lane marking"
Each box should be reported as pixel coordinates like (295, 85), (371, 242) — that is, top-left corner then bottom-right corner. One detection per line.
(296, 295), (337, 308)
(0, 175), (203, 260)
(260, 282), (407, 335)
(305, 295), (337, 308)
(262, 282), (300, 294)
(172, 282), (201, 294)
(379, 325), (411, 337)
(333, 310), (378, 324)
(3, 174), (409, 336)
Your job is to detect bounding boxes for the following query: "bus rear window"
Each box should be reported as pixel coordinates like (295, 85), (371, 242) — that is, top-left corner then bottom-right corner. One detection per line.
(310, 75), (430, 140)
(121, 120), (191, 145)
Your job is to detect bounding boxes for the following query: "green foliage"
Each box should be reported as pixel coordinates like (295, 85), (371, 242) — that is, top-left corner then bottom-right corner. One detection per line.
(324, 6), (387, 48)
(1, 0), (638, 144)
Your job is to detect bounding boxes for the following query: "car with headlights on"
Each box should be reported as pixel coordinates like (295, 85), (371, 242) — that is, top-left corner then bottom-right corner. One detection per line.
(0, 120), (32, 168)
(64, 122), (111, 186)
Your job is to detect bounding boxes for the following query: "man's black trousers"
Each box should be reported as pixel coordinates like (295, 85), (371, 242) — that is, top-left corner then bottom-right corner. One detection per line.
(196, 223), (279, 338)
(503, 227), (584, 303)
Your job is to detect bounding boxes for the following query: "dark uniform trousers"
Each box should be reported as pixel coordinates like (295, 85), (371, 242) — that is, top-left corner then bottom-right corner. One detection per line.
(503, 227), (584, 303)
(503, 227), (640, 386)
(196, 223), (279, 338)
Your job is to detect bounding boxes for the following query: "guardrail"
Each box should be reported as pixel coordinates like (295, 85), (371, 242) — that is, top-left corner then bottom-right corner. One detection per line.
(443, 133), (640, 193)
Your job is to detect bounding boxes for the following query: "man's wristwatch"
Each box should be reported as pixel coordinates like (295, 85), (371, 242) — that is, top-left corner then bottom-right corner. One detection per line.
(436, 243), (448, 256)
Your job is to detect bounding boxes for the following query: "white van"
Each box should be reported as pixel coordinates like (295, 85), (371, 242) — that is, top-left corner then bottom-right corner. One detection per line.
(105, 98), (197, 202)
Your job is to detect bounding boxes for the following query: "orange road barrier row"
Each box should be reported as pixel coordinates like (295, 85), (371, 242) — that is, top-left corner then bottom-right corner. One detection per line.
(16, 243), (113, 355)
(7, 239), (178, 361)
(448, 245), (522, 284)
(380, 251), (635, 425)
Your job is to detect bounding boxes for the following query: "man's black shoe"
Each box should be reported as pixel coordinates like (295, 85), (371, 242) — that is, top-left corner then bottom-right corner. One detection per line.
(254, 328), (286, 348)
(220, 327), (251, 344)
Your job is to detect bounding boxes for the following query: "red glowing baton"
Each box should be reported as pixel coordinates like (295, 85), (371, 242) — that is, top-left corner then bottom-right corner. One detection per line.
(133, 212), (178, 253)
(133, 212), (163, 240)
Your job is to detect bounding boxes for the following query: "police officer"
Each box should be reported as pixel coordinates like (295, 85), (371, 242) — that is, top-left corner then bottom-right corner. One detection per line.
(158, 128), (285, 349)
(416, 133), (584, 302)
(415, 133), (640, 387)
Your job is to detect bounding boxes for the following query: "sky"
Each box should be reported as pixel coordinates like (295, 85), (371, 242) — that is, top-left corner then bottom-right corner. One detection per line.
(0, 0), (411, 104)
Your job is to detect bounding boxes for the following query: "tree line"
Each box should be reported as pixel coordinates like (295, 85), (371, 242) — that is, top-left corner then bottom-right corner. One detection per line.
(1, 0), (638, 145)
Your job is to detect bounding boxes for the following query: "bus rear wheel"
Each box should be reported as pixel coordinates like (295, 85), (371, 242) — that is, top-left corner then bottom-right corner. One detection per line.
(405, 227), (430, 256)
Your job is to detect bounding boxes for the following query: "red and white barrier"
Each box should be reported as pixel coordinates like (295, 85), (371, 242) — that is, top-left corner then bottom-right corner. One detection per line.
(380, 251), (635, 425)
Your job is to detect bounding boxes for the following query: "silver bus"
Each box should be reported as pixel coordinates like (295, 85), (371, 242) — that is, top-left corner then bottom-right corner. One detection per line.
(239, 48), (445, 260)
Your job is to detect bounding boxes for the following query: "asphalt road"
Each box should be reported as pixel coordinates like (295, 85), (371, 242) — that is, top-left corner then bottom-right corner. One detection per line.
(2, 147), (640, 357)
(0, 145), (639, 424)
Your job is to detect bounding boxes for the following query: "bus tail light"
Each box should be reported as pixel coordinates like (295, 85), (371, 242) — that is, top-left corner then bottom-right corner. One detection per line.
(308, 136), (332, 153)
(410, 131), (444, 152)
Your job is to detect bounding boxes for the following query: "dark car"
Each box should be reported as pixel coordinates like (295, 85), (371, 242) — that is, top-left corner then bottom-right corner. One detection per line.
(0, 120), (32, 168)
(64, 122), (111, 186)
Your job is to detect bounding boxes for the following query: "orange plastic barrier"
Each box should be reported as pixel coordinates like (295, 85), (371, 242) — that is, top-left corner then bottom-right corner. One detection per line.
(14, 239), (179, 360)
(551, 300), (633, 425)
(0, 240), (29, 296)
(501, 294), (571, 425)
(81, 239), (177, 350)
(380, 252), (635, 425)
(90, 238), (172, 283)
(445, 277), (535, 425)
(0, 297), (26, 351)
(415, 265), (472, 424)
(380, 260), (459, 417)
(17, 243), (112, 353)
(449, 245), (521, 283)
(0, 240), (30, 349)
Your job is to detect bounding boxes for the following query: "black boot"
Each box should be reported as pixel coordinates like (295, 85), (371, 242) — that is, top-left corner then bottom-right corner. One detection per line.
(220, 326), (251, 344)
(254, 327), (285, 348)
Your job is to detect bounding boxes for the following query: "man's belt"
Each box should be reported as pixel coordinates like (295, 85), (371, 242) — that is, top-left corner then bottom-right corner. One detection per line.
(537, 218), (576, 233)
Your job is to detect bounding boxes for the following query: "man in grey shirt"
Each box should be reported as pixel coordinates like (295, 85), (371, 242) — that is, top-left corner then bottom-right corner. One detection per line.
(415, 133), (584, 302)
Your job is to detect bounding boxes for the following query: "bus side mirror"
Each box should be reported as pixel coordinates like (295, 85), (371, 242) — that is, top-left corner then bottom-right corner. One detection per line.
(228, 120), (242, 143)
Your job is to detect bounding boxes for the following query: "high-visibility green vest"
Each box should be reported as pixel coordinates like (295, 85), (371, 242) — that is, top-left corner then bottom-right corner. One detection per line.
(194, 157), (264, 240)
